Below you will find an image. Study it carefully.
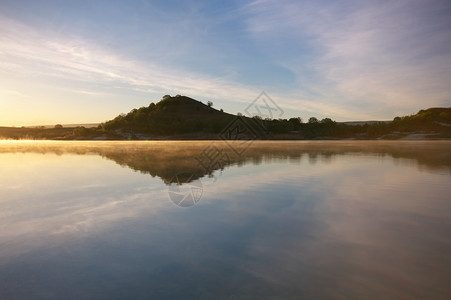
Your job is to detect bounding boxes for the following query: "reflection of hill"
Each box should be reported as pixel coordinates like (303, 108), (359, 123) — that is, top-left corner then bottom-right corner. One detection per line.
(1, 141), (451, 184)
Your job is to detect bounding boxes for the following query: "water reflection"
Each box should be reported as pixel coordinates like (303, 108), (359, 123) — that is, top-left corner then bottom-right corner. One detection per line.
(1, 141), (450, 184)
(0, 141), (450, 299)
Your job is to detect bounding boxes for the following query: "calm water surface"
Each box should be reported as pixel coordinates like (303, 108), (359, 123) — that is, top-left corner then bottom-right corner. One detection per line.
(0, 141), (450, 299)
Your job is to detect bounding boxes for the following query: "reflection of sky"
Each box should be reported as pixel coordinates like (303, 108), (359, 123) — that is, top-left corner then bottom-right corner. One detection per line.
(208, 156), (451, 297)
(0, 153), (171, 262)
(0, 149), (451, 298)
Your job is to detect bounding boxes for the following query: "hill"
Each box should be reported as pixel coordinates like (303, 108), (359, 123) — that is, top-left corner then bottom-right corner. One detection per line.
(0, 95), (450, 140)
(84, 101), (451, 140)
(101, 95), (235, 136)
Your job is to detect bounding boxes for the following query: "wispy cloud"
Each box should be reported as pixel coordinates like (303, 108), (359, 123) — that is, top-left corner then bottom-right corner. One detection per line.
(0, 16), (272, 125)
(0, 16), (257, 101)
(0, 12), (377, 122)
(243, 0), (451, 117)
(2, 0), (450, 124)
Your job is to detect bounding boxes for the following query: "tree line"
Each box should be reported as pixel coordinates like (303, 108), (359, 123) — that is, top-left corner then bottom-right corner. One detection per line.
(68, 95), (450, 139)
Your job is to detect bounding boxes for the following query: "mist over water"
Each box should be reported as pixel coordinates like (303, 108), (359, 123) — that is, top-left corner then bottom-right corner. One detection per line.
(1, 141), (450, 299)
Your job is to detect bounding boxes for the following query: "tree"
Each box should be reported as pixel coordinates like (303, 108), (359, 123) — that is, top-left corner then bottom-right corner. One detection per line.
(320, 118), (334, 124)
(54, 124), (63, 129)
(207, 101), (213, 107)
(73, 126), (89, 136)
(288, 117), (302, 130)
(308, 117), (319, 124)
(289, 117), (302, 124)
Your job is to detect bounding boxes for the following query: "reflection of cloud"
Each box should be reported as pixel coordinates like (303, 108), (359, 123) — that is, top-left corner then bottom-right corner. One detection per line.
(0, 141), (450, 298)
(0, 189), (171, 260)
(218, 153), (451, 297)
(201, 157), (349, 202)
(0, 153), (172, 262)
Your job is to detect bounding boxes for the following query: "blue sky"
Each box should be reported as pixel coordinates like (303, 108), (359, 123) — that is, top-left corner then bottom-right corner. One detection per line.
(1, 0), (450, 125)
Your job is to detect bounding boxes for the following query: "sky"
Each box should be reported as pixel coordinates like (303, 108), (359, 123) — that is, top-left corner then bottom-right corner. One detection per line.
(1, 0), (450, 126)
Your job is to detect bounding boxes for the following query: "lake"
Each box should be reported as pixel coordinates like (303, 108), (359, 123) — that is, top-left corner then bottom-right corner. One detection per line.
(0, 141), (450, 299)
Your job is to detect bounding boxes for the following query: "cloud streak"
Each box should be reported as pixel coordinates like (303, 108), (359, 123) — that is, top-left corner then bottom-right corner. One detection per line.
(0, 16), (264, 123)
(243, 0), (451, 117)
(0, 12), (382, 123)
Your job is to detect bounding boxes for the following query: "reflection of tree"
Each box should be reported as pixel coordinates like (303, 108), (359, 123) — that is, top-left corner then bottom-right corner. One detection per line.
(1, 141), (451, 184)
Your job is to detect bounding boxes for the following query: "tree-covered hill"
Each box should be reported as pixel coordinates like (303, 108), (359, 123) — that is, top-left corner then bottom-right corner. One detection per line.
(0, 95), (450, 140)
(392, 107), (451, 130)
(81, 103), (451, 139)
(101, 95), (235, 135)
